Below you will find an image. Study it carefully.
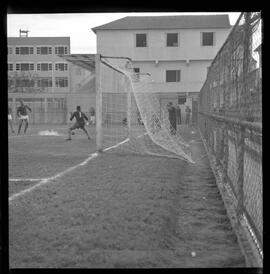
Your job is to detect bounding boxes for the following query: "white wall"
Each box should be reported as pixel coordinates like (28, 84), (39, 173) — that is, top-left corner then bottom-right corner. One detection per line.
(132, 60), (211, 84)
(96, 28), (230, 61)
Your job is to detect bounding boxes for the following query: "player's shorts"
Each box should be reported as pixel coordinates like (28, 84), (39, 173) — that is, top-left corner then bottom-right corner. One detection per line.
(70, 122), (85, 130)
(19, 115), (29, 122)
(8, 114), (12, 121)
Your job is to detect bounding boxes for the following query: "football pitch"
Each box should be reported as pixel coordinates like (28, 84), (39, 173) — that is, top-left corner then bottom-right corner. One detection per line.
(8, 125), (246, 268)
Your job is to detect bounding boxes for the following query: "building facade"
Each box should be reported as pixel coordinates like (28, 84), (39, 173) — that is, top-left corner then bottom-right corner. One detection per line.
(8, 36), (71, 93)
(92, 15), (231, 123)
(7, 35), (96, 124)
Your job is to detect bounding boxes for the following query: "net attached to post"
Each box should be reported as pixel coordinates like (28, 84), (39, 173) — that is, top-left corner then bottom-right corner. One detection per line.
(99, 56), (195, 164)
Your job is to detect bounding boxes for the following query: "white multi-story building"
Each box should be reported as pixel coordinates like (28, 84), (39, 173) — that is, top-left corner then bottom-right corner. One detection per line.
(8, 35), (71, 93)
(7, 34), (96, 124)
(92, 15), (231, 123)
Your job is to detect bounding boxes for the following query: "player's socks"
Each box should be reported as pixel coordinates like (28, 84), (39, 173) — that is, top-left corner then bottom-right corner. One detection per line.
(24, 123), (28, 133)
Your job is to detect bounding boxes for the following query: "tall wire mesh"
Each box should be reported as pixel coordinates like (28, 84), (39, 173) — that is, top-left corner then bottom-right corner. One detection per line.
(98, 56), (194, 163)
(198, 12), (262, 262)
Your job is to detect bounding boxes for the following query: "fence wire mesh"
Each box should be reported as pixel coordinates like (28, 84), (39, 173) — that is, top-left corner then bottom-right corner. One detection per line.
(198, 12), (262, 261)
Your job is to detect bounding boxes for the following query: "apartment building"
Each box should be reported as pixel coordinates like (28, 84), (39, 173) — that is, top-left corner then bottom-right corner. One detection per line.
(8, 36), (71, 93)
(92, 15), (231, 123)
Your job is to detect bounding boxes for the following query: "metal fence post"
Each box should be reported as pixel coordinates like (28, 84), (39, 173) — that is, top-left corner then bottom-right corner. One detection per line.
(236, 12), (251, 217)
(236, 125), (245, 218)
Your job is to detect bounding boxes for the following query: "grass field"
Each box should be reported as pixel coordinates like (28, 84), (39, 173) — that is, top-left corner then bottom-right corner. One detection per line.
(8, 124), (246, 268)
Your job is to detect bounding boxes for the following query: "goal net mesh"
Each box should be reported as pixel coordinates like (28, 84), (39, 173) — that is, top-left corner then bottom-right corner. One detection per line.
(99, 56), (195, 164)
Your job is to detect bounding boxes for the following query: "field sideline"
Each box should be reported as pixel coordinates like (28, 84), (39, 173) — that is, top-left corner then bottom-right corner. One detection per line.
(8, 125), (246, 268)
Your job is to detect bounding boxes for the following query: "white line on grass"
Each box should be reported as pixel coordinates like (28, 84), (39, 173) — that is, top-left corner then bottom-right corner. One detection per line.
(9, 138), (131, 203)
(9, 134), (38, 138)
(103, 138), (129, 152)
(9, 178), (45, 182)
(9, 134), (65, 138)
(8, 152), (99, 202)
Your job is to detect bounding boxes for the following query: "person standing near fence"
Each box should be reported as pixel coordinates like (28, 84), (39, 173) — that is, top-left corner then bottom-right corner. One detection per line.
(17, 99), (32, 135)
(176, 105), (182, 125)
(8, 105), (15, 134)
(167, 102), (177, 135)
(185, 105), (191, 125)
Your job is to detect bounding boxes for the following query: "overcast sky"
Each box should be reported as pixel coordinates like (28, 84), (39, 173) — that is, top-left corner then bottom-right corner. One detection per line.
(7, 12), (241, 54)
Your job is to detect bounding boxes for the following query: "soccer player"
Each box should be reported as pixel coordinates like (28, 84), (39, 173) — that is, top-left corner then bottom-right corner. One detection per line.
(66, 106), (91, 141)
(17, 99), (32, 134)
(8, 105), (15, 134)
(167, 102), (177, 135)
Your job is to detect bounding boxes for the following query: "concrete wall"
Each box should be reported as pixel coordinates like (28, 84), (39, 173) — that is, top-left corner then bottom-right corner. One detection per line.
(66, 93), (96, 115)
(96, 28), (230, 61)
(131, 60), (212, 92)
(8, 92), (96, 124)
(69, 63), (93, 92)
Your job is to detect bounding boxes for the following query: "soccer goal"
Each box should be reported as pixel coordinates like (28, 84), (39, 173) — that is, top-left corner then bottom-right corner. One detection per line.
(95, 54), (195, 164)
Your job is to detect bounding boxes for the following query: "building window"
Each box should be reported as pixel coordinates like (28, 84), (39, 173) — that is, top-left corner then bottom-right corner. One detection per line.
(37, 77), (52, 88)
(15, 78), (35, 87)
(8, 47), (13, 54)
(178, 96), (186, 104)
(37, 63), (52, 71)
(15, 47), (34, 55)
(8, 63), (13, 71)
(202, 32), (214, 46)
(55, 77), (68, 87)
(8, 79), (14, 88)
(166, 70), (181, 82)
(136, 34), (147, 47)
(133, 68), (140, 81)
(37, 47), (52, 55)
(16, 63), (35, 71)
(167, 33), (178, 47)
(55, 63), (68, 71)
(55, 46), (68, 55)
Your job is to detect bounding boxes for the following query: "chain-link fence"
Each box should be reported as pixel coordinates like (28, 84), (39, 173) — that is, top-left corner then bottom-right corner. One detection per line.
(198, 12), (262, 262)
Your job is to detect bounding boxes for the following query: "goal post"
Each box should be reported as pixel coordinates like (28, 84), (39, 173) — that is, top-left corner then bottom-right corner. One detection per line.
(95, 54), (195, 164)
(95, 53), (103, 152)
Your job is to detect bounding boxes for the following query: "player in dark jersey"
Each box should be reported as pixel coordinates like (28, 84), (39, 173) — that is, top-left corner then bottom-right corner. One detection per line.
(66, 106), (91, 141)
(17, 100), (32, 134)
(167, 102), (177, 135)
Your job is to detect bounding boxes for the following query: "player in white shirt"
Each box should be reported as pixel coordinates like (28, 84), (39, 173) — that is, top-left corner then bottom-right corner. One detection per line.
(8, 106), (15, 134)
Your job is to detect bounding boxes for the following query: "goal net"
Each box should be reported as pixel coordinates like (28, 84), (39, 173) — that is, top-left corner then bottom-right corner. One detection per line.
(97, 55), (195, 164)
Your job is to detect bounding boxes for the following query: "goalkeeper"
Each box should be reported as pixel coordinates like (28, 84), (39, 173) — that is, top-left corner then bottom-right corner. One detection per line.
(66, 106), (91, 141)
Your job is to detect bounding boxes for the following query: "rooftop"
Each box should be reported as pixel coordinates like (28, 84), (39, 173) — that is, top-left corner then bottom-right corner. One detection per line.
(92, 15), (231, 33)
(8, 36), (70, 45)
